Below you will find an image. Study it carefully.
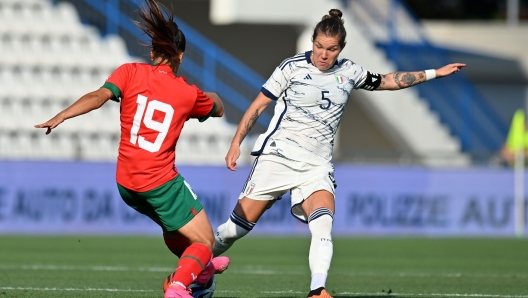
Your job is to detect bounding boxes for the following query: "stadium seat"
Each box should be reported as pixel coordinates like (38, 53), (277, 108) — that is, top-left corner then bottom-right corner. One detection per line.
(51, 2), (83, 36)
(0, 133), (10, 158)
(0, 0), (239, 163)
(11, 132), (33, 159)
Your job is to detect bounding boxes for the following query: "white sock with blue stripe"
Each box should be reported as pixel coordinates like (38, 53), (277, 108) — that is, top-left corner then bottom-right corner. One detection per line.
(308, 208), (334, 290)
(213, 211), (255, 257)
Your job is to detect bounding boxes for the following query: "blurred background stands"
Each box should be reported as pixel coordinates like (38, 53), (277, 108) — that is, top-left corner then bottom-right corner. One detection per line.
(0, 0), (527, 167)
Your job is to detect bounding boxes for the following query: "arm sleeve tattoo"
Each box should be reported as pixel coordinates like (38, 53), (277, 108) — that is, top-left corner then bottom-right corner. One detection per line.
(238, 108), (260, 140)
(393, 71), (425, 89)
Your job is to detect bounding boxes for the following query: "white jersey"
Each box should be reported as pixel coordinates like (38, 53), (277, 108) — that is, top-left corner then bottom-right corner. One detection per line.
(251, 51), (376, 165)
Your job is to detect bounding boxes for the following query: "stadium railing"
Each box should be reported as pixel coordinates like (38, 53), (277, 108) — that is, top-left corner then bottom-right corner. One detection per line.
(52, 0), (271, 127)
(348, 0), (508, 161)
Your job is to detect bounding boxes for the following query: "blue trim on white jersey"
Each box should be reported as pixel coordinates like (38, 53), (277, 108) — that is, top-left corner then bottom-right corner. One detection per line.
(305, 51), (312, 64)
(261, 87), (277, 101)
(278, 53), (305, 69)
(279, 58), (306, 70)
(250, 92), (289, 156)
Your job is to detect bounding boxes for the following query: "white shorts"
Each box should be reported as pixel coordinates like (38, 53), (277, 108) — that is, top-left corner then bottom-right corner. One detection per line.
(239, 154), (336, 223)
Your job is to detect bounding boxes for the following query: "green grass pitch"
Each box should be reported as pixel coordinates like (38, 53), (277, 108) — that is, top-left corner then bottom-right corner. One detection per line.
(0, 236), (527, 297)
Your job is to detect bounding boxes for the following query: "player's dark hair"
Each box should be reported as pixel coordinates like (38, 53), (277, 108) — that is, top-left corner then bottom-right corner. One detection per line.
(312, 9), (346, 48)
(135, 0), (186, 72)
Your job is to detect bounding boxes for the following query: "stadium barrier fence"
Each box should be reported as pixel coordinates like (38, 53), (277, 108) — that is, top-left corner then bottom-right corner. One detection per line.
(0, 160), (526, 236)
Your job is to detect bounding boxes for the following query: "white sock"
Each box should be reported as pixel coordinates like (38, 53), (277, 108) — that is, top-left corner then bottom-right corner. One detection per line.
(213, 211), (254, 257)
(308, 208), (334, 290)
(310, 273), (328, 291)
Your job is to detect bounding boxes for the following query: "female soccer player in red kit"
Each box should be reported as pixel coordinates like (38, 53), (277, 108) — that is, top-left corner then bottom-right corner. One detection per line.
(35, 0), (229, 297)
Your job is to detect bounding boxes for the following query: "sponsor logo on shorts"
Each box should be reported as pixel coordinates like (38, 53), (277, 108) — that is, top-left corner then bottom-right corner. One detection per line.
(244, 182), (256, 195)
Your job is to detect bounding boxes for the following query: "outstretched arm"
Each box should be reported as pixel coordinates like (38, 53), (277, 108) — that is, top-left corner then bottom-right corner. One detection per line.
(34, 88), (114, 134)
(225, 92), (273, 171)
(375, 63), (466, 91)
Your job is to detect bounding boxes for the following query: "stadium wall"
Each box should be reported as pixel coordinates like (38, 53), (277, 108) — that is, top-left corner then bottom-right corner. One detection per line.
(0, 161), (526, 237)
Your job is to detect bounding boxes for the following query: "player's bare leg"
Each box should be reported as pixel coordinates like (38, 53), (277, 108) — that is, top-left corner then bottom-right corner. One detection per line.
(302, 190), (335, 298)
(164, 210), (216, 298)
(187, 211), (230, 287)
(176, 209), (215, 248)
(213, 197), (275, 256)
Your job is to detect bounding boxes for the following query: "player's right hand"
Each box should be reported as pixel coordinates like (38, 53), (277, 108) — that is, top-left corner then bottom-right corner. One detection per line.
(34, 114), (65, 135)
(436, 63), (466, 78)
(225, 144), (241, 171)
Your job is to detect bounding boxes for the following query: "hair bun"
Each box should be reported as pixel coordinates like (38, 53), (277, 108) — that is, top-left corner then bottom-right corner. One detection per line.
(329, 9), (342, 19)
(321, 9), (344, 23)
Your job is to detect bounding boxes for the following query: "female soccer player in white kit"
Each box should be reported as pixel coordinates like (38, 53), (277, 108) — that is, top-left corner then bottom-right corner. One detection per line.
(214, 9), (465, 298)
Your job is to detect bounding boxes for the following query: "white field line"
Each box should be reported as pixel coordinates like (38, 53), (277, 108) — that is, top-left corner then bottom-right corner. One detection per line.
(2, 287), (528, 297)
(0, 264), (172, 272)
(263, 291), (528, 298)
(0, 264), (527, 279)
(0, 287), (155, 292)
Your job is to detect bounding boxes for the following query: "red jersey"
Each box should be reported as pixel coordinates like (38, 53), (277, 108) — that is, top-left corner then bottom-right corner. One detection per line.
(103, 63), (215, 192)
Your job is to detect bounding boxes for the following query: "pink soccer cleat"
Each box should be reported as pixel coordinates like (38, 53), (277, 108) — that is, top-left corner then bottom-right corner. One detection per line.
(164, 285), (193, 298)
(195, 256), (230, 285)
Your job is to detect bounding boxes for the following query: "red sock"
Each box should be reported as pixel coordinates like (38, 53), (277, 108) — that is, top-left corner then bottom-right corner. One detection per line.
(164, 236), (190, 258)
(171, 243), (212, 288)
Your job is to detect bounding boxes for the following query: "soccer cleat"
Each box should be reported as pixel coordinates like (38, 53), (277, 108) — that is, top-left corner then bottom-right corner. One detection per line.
(195, 256), (230, 285)
(307, 287), (333, 298)
(163, 272), (176, 292)
(164, 285), (193, 298)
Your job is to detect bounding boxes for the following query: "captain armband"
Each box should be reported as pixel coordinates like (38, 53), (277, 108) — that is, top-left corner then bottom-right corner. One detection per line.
(359, 71), (382, 91)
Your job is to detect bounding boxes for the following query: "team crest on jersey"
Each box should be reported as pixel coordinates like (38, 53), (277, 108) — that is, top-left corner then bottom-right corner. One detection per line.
(335, 75), (344, 84)
(244, 182), (256, 195)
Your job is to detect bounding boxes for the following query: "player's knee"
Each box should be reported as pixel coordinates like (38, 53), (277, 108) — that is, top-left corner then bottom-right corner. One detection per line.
(204, 239), (215, 251)
(191, 235), (215, 251)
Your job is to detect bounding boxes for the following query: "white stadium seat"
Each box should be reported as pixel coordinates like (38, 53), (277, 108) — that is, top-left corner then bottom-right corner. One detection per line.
(51, 2), (83, 35)
(0, 0), (239, 164)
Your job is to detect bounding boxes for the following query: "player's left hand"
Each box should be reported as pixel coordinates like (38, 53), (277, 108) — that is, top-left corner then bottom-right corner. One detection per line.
(436, 63), (466, 78)
(34, 114), (65, 135)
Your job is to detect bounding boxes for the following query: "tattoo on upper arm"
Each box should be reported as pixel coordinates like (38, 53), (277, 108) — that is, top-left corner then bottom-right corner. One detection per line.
(239, 108), (260, 140)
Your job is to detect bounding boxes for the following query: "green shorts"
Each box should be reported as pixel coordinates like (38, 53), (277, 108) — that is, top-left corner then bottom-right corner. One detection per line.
(117, 174), (203, 232)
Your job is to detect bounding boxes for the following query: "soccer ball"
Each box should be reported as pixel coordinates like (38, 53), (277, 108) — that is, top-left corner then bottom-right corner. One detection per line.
(189, 275), (216, 298)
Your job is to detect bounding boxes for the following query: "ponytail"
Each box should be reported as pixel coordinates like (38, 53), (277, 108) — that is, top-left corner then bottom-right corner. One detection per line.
(135, 0), (186, 72)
